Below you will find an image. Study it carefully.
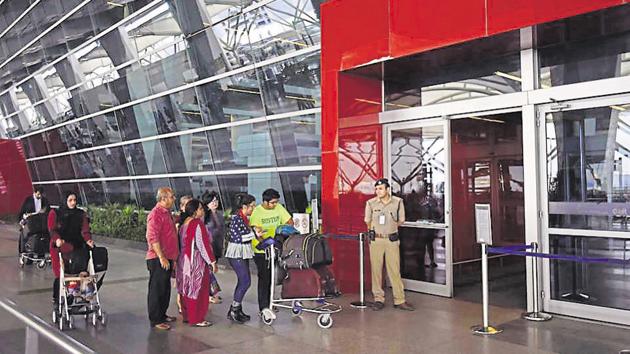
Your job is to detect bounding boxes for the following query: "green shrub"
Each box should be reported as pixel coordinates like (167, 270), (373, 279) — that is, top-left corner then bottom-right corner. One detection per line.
(87, 203), (148, 242)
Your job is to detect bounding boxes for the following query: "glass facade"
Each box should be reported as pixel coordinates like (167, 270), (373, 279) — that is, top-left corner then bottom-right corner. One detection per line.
(0, 0), (323, 214)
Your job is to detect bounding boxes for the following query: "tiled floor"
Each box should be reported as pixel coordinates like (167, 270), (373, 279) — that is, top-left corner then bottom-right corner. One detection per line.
(1, 222), (629, 354)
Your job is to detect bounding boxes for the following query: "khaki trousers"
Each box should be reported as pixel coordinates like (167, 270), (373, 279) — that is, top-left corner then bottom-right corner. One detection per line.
(369, 238), (405, 305)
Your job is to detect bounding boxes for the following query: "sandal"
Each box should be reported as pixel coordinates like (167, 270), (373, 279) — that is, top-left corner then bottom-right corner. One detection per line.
(164, 316), (177, 323)
(193, 320), (213, 327)
(153, 323), (171, 330)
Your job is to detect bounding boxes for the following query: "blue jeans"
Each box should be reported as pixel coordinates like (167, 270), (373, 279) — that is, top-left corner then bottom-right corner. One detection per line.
(228, 258), (251, 303)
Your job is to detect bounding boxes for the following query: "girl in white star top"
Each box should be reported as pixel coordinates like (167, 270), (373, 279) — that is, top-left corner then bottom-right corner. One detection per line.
(225, 193), (263, 323)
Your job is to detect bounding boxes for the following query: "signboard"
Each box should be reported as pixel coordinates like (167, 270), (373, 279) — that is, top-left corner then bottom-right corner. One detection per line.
(293, 213), (310, 234)
(475, 204), (492, 245)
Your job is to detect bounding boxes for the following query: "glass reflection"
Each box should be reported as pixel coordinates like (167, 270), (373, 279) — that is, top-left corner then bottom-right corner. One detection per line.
(279, 171), (320, 214)
(257, 52), (320, 115)
(269, 114), (320, 166)
(123, 140), (168, 176)
(105, 180), (138, 205)
(384, 31), (521, 110)
(399, 227), (446, 284)
(538, 5), (630, 88)
(207, 121), (276, 170)
(550, 234), (630, 311)
(547, 105), (630, 231)
(390, 126), (445, 224)
(197, 70), (265, 125)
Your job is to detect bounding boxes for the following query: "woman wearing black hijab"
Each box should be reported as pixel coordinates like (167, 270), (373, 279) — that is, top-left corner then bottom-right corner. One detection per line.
(47, 191), (94, 306)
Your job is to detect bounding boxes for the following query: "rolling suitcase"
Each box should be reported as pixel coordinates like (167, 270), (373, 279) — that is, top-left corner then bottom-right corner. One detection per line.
(281, 268), (324, 298)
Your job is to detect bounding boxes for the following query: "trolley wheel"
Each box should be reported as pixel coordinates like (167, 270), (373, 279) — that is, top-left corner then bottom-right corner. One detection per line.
(100, 311), (107, 326)
(37, 260), (46, 269)
(317, 314), (333, 329)
(18, 256), (25, 268)
(291, 301), (303, 316)
(261, 308), (275, 326)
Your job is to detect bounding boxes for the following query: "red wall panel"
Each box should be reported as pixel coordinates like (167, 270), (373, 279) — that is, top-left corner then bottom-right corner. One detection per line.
(0, 139), (33, 216)
(487, 0), (624, 35)
(389, 0), (487, 58)
(338, 72), (382, 119)
(320, 0), (390, 72)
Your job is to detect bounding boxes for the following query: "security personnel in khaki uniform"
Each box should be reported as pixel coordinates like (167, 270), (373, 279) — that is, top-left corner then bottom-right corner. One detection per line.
(365, 178), (415, 311)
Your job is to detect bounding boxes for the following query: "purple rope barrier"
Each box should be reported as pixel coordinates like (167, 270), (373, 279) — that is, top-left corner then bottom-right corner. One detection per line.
(488, 247), (630, 265)
(490, 244), (534, 251)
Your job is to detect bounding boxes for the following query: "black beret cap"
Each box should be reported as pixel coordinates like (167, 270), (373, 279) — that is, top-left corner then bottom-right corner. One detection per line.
(374, 178), (390, 187)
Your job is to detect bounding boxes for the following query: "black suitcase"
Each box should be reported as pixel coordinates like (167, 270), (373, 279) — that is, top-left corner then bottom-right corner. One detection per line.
(91, 246), (108, 272)
(25, 233), (50, 255)
(23, 213), (48, 236)
(281, 233), (333, 269)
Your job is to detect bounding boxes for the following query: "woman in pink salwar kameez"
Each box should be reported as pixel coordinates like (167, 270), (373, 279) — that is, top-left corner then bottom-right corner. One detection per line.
(177, 199), (217, 327)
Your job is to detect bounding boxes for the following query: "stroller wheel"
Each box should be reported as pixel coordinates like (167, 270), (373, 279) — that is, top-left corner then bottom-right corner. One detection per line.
(18, 256), (25, 268)
(68, 316), (74, 330)
(91, 312), (98, 327)
(100, 311), (107, 326)
(52, 309), (58, 324)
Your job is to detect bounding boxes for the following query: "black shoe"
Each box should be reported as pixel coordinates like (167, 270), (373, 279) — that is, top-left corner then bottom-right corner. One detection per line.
(372, 301), (385, 311)
(236, 306), (251, 322)
(227, 305), (248, 324)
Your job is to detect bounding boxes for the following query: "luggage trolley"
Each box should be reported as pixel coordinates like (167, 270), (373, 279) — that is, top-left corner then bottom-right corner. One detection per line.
(260, 242), (341, 329)
(18, 213), (51, 269)
(52, 247), (108, 331)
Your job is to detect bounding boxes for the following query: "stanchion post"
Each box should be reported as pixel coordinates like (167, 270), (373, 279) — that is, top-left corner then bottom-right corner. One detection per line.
(471, 243), (503, 335)
(351, 232), (370, 309)
(523, 242), (552, 321)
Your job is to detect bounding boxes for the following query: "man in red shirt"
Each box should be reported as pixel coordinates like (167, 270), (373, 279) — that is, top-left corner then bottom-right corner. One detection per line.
(146, 187), (179, 330)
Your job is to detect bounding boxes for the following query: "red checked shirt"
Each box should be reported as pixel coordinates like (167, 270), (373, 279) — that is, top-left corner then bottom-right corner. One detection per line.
(145, 204), (179, 261)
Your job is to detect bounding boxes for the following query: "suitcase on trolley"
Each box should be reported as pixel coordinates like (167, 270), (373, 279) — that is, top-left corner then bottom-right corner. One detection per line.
(281, 268), (324, 298)
(281, 233), (333, 269)
(25, 233), (50, 255)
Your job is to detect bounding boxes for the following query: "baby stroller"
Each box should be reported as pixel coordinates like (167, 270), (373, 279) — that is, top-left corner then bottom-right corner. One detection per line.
(18, 213), (51, 269)
(52, 246), (108, 331)
(260, 226), (341, 329)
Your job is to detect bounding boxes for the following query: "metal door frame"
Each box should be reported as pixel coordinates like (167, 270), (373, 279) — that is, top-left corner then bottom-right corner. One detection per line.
(538, 93), (630, 325)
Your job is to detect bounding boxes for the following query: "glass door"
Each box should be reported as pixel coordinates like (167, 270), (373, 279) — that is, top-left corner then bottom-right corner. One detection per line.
(540, 94), (630, 325)
(385, 118), (452, 297)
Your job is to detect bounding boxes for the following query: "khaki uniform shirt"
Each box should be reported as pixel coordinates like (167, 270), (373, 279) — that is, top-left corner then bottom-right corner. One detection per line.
(364, 195), (405, 235)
